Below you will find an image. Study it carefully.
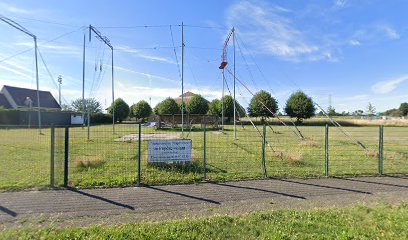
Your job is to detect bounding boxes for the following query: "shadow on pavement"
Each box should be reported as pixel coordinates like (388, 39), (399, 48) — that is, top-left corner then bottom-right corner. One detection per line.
(274, 179), (372, 195)
(211, 182), (306, 200)
(0, 205), (17, 217)
(336, 177), (408, 189)
(67, 187), (135, 210)
(146, 186), (220, 205)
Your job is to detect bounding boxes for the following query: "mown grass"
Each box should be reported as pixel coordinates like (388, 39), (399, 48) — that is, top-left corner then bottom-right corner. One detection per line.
(1, 204), (408, 239)
(0, 124), (407, 191)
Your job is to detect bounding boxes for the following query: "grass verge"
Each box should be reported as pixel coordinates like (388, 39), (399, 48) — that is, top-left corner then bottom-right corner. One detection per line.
(1, 204), (408, 239)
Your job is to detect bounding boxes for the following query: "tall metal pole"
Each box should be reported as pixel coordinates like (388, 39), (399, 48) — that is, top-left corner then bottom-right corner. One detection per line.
(0, 16), (41, 132)
(181, 22), (185, 138)
(34, 37), (42, 133)
(222, 70), (225, 131)
(58, 75), (62, 106)
(232, 27), (236, 139)
(112, 48), (115, 133)
(82, 32), (86, 127)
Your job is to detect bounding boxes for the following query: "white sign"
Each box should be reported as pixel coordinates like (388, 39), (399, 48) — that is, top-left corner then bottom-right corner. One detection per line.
(148, 140), (191, 163)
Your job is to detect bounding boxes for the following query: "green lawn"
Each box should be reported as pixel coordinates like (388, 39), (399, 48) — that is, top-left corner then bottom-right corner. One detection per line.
(0, 124), (407, 191)
(1, 204), (407, 239)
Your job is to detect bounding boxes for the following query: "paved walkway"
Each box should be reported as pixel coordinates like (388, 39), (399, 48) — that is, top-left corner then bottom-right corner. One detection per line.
(1, 176), (408, 227)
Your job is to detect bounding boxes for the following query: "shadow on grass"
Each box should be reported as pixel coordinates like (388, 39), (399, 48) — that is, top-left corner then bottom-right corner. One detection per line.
(232, 142), (257, 155)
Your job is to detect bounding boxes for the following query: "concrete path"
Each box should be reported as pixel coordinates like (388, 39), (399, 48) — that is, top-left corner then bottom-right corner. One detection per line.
(1, 176), (408, 228)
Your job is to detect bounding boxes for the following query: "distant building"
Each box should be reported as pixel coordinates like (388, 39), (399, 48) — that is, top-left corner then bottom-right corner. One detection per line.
(174, 91), (196, 105)
(0, 85), (61, 110)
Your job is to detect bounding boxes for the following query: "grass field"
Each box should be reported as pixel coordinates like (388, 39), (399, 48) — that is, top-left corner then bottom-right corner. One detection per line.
(0, 124), (407, 191)
(1, 204), (407, 239)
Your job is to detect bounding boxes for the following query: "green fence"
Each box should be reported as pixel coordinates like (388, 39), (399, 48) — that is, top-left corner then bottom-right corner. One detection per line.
(0, 124), (407, 191)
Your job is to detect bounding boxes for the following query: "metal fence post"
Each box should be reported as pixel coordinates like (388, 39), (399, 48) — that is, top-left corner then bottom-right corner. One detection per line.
(50, 126), (55, 187)
(137, 123), (141, 186)
(378, 125), (384, 176)
(63, 127), (69, 187)
(203, 124), (207, 181)
(262, 124), (267, 178)
(325, 124), (329, 177)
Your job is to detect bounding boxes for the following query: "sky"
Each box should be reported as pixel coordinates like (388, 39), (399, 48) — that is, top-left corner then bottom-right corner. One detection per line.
(0, 0), (407, 113)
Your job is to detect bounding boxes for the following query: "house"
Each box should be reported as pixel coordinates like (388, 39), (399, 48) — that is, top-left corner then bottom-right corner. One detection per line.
(0, 85), (61, 110)
(174, 91), (196, 105)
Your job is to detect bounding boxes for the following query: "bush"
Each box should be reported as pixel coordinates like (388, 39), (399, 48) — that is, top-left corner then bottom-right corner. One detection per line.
(91, 113), (113, 124)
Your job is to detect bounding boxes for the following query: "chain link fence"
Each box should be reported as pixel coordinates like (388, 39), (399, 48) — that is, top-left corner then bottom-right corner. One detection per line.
(0, 124), (407, 191)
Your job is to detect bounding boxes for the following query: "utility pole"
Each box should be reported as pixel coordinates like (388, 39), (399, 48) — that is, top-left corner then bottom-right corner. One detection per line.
(0, 15), (42, 133)
(222, 70), (225, 131)
(233, 27), (236, 139)
(181, 22), (185, 138)
(58, 75), (62, 106)
(88, 25), (115, 133)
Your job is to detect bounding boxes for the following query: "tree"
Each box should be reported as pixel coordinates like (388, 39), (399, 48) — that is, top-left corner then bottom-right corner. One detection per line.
(248, 90), (278, 119)
(399, 102), (408, 116)
(154, 97), (180, 115)
(382, 108), (402, 117)
(186, 95), (209, 114)
(366, 102), (376, 116)
(284, 91), (316, 123)
(352, 110), (364, 116)
(130, 100), (152, 121)
(108, 98), (130, 122)
(71, 98), (102, 113)
(327, 106), (337, 116)
(220, 95), (245, 119)
(208, 99), (221, 116)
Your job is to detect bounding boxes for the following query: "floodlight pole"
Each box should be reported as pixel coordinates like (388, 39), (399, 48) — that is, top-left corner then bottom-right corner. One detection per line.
(58, 75), (62, 106)
(0, 15), (42, 133)
(82, 32), (86, 127)
(88, 25), (115, 133)
(232, 27), (236, 139)
(181, 22), (185, 138)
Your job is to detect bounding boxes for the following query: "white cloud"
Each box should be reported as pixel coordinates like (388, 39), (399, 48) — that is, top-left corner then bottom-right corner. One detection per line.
(371, 75), (408, 94)
(334, 0), (348, 8)
(226, 0), (335, 62)
(14, 41), (81, 56)
(377, 24), (400, 40)
(0, 2), (33, 15)
(349, 39), (360, 46)
(353, 24), (400, 43)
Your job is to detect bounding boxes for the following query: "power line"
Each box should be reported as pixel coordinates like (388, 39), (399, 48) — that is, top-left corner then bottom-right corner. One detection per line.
(4, 15), (81, 28)
(97, 24), (180, 29)
(37, 47), (69, 105)
(183, 24), (229, 30)
(169, 25), (182, 80)
(0, 26), (85, 64)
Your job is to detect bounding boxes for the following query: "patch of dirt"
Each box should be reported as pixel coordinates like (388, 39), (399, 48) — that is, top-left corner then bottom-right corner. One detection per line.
(114, 133), (181, 142)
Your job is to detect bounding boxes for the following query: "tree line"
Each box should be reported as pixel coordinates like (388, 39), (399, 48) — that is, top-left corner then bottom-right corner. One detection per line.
(62, 90), (319, 123)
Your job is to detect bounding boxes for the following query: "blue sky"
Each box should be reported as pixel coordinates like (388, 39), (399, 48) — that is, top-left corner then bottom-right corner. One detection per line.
(0, 0), (407, 113)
